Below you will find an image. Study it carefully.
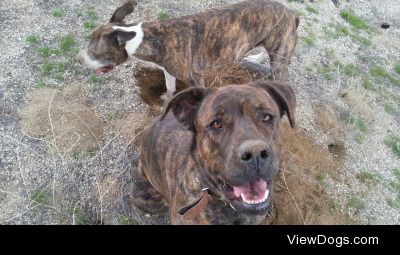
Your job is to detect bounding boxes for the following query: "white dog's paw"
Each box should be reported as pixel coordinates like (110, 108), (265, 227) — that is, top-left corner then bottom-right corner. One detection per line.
(160, 90), (174, 102)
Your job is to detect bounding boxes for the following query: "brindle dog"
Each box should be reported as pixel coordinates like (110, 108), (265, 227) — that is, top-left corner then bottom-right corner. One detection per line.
(76, 0), (299, 97)
(134, 80), (296, 224)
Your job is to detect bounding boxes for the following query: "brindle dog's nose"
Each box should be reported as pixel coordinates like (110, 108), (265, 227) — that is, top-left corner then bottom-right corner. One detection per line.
(239, 140), (270, 166)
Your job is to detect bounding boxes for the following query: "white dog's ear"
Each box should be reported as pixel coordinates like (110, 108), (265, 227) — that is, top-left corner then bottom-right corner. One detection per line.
(112, 26), (138, 45)
(115, 30), (136, 46)
(110, 1), (137, 23)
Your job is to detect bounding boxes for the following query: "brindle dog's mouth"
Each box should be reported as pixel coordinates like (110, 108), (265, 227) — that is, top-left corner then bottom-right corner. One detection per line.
(219, 178), (272, 214)
(96, 65), (114, 75)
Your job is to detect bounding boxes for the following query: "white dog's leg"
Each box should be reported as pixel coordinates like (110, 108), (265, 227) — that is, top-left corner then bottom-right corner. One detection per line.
(161, 68), (176, 101)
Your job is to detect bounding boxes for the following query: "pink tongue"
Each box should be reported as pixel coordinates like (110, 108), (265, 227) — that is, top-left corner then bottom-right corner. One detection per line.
(96, 66), (112, 75)
(96, 67), (105, 75)
(233, 179), (267, 198)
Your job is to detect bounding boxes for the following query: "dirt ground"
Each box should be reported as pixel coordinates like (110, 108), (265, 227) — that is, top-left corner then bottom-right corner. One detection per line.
(0, 0), (399, 224)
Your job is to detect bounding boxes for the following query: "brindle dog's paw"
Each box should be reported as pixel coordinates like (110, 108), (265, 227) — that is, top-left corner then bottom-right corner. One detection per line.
(131, 176), (169, 215)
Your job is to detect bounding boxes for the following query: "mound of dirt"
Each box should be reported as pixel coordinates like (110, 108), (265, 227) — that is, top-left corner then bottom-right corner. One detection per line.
(340, 89), (374, 122)
(111, 107), (160, 149)
(272, 123), (350, 224)
(18, 84), (104, 155)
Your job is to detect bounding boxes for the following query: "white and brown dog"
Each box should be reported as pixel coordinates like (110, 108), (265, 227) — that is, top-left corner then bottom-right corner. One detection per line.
(76, 0), (299, 97)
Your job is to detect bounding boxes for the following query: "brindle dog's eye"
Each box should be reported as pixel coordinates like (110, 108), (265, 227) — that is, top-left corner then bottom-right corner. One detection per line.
(209, 119), (223, 129)
(263, 113), (273, 123)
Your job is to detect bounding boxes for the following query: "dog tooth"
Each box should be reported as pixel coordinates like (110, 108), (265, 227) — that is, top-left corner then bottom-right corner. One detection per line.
(264, 190), (269, 200)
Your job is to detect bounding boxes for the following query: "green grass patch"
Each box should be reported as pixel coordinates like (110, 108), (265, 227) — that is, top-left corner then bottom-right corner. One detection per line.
(389, 180), (400, 193)
(343, 64), (360, 76)
(335, 25), (350, 37)
(52, 9), (65, 17)
(34, 80), (47, 88)
(355, 133), (366, 144)
(59, 35), (76, 54)
(316, 172), (327, 184)
(306, 6), (318, 14)
(325, 21), (372, 47)
(37, 47), (51, 57)
(348, 116), (368, 133)
(86, 7), (98, 20)
(157, 11), (170, 20)
(370, 66), (390, 78)
(30, 189), (50, 207)
(118, 216), (136, 225)
(340, 9), (369, 29)
(55, 74), (65, 81)
(325, 23), (350, 40)
(324, 48), (336, 59)
(40, 61), (69, 76)
(26, 35), (40, 45)
(348, 116), (369, 143)
(330, 199), (340, 211)
(41, 61), (56, 75)
(394, 63), (400, 75)
(354, 35), (372, 46)
(37, 47), (62, 57)
(347, 196), (365, 210)
(302, 33), (316, 47)
(393, 168), (400, 179)
(387, 197), (400, 209)
(388, 168), (400, 208)
(90, 74), (99, 83)
(318, 65), (334, 80)
(384, 135), (400, 159)
(370, 66), (400, 86)
(73, 207), (91, 225)
(304, 65), (314, 73)
(84, 22), (97, 30)
(384, 103), (396, 115)
(362, 77), (375, 90)
(356, 171), (381, 184)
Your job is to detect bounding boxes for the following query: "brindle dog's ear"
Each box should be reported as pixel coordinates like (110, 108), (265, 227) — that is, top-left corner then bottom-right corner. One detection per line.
(161, 87), (209, 130)
(255, 80), (296, 128)
(110, 1), (137, 23)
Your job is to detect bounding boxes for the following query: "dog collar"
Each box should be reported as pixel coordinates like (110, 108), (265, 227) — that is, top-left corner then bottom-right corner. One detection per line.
(180, 191), (210, 221)
(177, 177), (212, 221)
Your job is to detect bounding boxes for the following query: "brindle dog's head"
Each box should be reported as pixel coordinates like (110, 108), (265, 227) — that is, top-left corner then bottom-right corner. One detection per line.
(76, 1), (138, 74)
(161, 80), (296, 215)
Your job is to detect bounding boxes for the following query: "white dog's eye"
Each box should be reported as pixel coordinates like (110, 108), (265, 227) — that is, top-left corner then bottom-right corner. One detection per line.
(262, 113), (273, 123)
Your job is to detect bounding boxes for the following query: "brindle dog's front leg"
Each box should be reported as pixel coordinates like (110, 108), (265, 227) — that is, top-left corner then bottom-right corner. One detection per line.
(131, 163), (169, 215)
